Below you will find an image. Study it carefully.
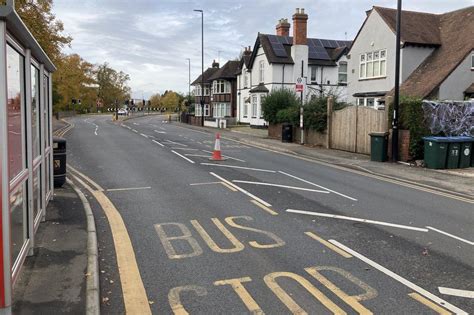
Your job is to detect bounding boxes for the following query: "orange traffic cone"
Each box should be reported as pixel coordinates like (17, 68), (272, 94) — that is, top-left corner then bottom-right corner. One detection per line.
(210, 133), (226, 161)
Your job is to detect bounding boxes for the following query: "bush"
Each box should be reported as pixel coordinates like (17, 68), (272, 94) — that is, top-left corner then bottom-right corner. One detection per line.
(261, 89), (300, 124)
(389, 96), (430, 159)
(303, 96), (346, 132)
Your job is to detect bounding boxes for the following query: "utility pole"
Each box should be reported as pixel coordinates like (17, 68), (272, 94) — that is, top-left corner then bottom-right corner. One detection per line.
(300, 60), (304, 145)
(114, 99), (118, 120)
(392, 0), (402, 162)
(194, 9), (204, 127)
(186, 58), (191, 98)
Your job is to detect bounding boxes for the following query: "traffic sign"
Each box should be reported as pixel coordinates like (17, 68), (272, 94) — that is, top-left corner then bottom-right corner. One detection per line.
(295, 77), (305, 92)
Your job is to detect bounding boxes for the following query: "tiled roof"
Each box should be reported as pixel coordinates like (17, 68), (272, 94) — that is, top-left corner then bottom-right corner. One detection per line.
(191, 67), (219, 85)
(392, 6), (474, 98)
(208, 60), (240, 81)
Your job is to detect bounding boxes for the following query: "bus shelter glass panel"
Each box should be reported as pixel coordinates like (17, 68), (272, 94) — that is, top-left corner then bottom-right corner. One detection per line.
(43, 74), (51, 197)
(7, 44), (27, 264)
(31, 65), (40, 159)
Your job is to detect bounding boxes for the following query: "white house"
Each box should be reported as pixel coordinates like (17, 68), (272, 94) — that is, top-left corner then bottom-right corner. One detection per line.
(347, 6), (474, 108)
(236, 9), (352, 127)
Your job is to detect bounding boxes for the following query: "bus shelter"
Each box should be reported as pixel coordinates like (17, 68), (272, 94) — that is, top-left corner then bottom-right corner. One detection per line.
(0, 1), (55, 313)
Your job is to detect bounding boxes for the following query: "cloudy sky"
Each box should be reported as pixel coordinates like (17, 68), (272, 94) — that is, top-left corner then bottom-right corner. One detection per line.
(53, 0), (471, 98)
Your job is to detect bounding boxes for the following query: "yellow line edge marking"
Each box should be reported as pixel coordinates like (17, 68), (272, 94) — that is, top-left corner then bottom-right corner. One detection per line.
(250, 200), (278, 216)
(408, 293), (452, 315)
(305, 232), (352, 258)
(69, 172), (152, 315)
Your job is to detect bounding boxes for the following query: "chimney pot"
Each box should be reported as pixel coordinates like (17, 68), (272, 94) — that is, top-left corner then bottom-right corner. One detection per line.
(293, 8), (308, 45)
(276, 17), (291, 37)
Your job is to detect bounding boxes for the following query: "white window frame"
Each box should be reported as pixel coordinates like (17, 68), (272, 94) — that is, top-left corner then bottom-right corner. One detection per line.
(195, 104), (210, 117)
(244, 73), (248, 88)
(259, 60), (265, 83)
(310, 66), (317, 83)
(212, 80), (230, 94)
(338, 62), (347, 85)
(251, 95), (258, 118)
(359, 49), (386, 79)
(243, 100), (249, 117)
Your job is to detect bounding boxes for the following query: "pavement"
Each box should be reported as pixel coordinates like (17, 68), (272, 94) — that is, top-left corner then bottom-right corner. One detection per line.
(12, 184), (88, 314)
(58, 114), (472, 314)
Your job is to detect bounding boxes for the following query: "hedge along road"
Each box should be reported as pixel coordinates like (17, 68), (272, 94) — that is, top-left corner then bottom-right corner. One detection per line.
(65, 114), (473, 314)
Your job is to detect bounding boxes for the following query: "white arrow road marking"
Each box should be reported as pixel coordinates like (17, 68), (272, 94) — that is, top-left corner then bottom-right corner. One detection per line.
(438, 287), (474, 299)
(233, 180), (330, 194)
(286, 209), (428, 232)
(329, 240), (467, 314)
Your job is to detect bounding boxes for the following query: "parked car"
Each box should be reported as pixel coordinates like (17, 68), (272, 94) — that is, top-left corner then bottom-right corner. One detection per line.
(118, 109), (128, 116)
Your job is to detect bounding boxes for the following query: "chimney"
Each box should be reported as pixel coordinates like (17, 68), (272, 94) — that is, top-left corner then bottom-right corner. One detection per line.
(276, 18), (290, 37)
(212, 60), (219, 68)
(292, 8), (308, 45)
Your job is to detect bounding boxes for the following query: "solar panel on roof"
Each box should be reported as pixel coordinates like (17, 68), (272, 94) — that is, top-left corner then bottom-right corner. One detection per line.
(273, 48), (287, 57)
(267, 35), (279, 43)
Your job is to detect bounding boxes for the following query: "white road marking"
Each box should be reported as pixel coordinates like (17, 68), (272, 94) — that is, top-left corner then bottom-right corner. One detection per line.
(94, 126), (98, 136)
(286, 209), (428, 232)
(185, 154), (212, 158)
(132, 129), (138, 133)
(171, 124), (208, 134)
(171, 150), (195, 164)
(133, 122), (139, 125)
(152, 140), (164, 147)
(201, 150), (246, 162)
(154, 130), (166, 134)
(329, 240), (467, 315)
(107, 186), (152, 192)
(165, 140), (187, 147)
(279, 171), (357, 201)
(426, 226), (474, 245)
(140, 133), (149, 138)
(438, 287), (474, 299)
(201, 163), (275, 173)
(171, 148), (198, 151)
(190, 182), (221, 186)
(210, 172), (271, 207)
(232, 180), (330, 194)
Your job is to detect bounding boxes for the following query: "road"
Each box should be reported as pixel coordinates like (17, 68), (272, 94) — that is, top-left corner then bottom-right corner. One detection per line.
(64, 114), (473, 314)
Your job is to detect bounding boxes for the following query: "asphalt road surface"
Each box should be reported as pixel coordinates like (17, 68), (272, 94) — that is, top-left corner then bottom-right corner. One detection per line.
(65, 114), (473, 314)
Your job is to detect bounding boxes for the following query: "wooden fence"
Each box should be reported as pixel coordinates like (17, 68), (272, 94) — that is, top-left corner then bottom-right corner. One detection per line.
(330, 105), (388, 154)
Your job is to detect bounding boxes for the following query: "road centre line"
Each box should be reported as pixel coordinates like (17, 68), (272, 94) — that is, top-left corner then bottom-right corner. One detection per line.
(329, 240), (467, 314)
(250, 200), (278, 215)
(107, 186), (151, 192)
(286, 209), (429, 232)
(165, 140), (187, 147)
(201, 150), (246, 162)
(68, 172), (151, 314)
(426, 226), (474, 245)
(171, 148), (198, 151)
(132, 129), (138, 133)
(152, 140), (164, 147)
(210, 172), (272, 207)
(140, 133), (149, 138)
(304, 232), (352, 258)
(154, 130), (166, 134)
(217, 135), (473, 204)
(408, 293), (452, 315)
(233, 180), (330, 194)
(279, 171), (357, 201)
(171, 150), (195, 164)
(201, 163), (275, 173)
(438, 287), (474, 299)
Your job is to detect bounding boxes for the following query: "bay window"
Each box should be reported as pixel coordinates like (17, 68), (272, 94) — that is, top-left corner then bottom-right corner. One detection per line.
(252, 95), (258, 118)
(212, 80), (230, 94)
(213, 103), (231, 118)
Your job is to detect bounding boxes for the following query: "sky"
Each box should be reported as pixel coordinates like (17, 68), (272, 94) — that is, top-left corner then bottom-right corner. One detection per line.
(53, 0), (472, 99)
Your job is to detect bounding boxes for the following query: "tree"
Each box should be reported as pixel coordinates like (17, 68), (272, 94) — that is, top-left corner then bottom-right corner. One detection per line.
(97, 63), (131, 110)
(161, 92), (180, 112)
(149, 93), (162, 108)
(15, 0), (72, 63)
(54, 54), (97, 112)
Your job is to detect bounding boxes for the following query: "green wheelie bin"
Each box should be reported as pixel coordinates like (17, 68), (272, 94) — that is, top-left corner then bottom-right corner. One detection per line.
(423, 137), (448, 169)
(369, 132), (389, 162)
(457, 136), (473, 168)
(446, 138), (461, 169)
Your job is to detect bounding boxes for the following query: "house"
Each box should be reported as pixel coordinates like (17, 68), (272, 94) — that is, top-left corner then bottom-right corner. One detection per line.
(347, 6), (474, 108)
(236, 8), (352, 127)
(191, 60), (219, 118)
(207, 60), (240, 124)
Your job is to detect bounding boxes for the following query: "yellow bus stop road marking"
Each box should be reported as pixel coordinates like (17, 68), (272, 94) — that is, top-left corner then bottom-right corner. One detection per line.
(69, 171), (151, 314)
(305, 232), (352, 258)
(408, 293), (452, 314)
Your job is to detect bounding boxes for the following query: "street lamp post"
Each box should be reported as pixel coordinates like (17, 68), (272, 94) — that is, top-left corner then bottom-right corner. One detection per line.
(186, 58), (191, 98)
(194, 9), (204, 127)
(392, 0), (402, 162)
